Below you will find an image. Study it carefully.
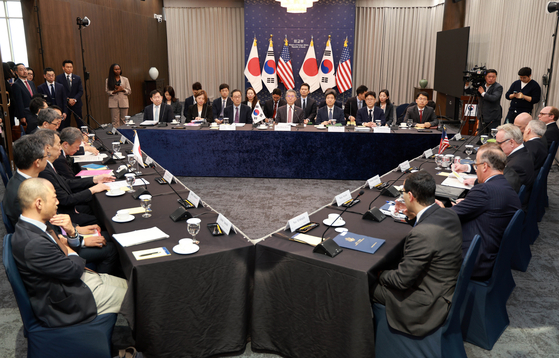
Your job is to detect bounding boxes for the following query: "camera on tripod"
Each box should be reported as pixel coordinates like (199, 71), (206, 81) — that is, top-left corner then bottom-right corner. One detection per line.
(463, 65), (487, 95)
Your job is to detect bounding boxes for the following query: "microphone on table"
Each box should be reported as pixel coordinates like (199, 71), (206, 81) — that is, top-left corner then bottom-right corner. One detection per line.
(147, 163), (194, 222)
(131, 176), (150, 200)
(363, 170), (408, 222)
(313, 190), (364, 258)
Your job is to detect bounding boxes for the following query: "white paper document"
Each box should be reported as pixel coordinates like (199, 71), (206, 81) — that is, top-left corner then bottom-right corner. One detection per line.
(140, 120), (158, 126)
(72, 153), (108, 163)
(441, 175), (476, 190)
(106, 179), (150, 190)
(113, 227), (170, 247)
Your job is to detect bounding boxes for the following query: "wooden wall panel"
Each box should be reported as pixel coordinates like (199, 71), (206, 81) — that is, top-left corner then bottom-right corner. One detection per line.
(21, 0), (169, 125)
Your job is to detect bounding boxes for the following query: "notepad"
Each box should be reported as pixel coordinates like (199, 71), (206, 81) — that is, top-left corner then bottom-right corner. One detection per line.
(132, 247), (171, 260)
(290, 233), (322, 247)
(113, 227), (170, 247)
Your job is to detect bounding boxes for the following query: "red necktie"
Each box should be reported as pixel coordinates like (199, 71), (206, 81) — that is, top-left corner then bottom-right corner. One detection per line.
(273, 101), (278, 119)
(25, 80), (33, 96)
(419, 109), (424, 123)
(288, 106), (293, 123)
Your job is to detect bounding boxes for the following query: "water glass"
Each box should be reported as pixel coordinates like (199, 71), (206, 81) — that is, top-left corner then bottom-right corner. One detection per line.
(444, 154), (454, 170)
(187, 218), (201, 245)
(435, 154), (443, 170)
(112, 141), (121, 155)
(127, 154), (136, 172)
(174, 115), (181, 123)
(375, 120), (381, 127)
(453, 156), (461, 166)
(407, 119), (413, 129)
(441, 155), (450, 170)
(331, 118), (337, 125)
(139, 195), (152, 218)
(223, 117), (229, 125)
(480, 135), (488, 145)
(465, 145), (473, 159)
(125, 173), (136, 193)
(80, 126), (89, 135)
(491, 128), (498, 138)
(87, 134), (95, 146)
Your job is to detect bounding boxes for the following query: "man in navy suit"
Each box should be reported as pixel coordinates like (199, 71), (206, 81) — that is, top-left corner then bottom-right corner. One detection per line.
(56, 60), (85, 128)
(11, 63), (38, 125)
(316, 89), (345, 125)
(143, 90), (174, 123)
(356, 91), (386, 126)
(212, 83), (233, 124)
(538, 106), (559, 149)
(223, 89), (252, 124)
(344, 84), (368, 122)
(263, 88), (286, 122)
(276, 89), (304, 124)
(183, 81), (202, 118)
(447, 143), (521, 281)
(523, 119), (548, 172)
(496, 124), (535, 190)
(403, 91), (438, 128)
(294, 83), (317, 124)
(37, 68), (67, 122)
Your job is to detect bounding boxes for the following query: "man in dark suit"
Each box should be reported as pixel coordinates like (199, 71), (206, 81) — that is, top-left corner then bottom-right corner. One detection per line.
(355, 91), (386, 126)
(11, 63), (38, 125)
(223, 89), (252, 124)
(496, 124), (535, 190)
(24, 97), (47, 134)
(212, 83), (233, 123)
(56, 60), (85, 128)
(183, 81), (202, 118)
(371, 171), (462, 337)
(476, 69), (503, 134)
(276, 89), (304, 124)
(11, 178), (127, 328)
(295, 83), (317, 124)
(263, 88), (286, 122)
(54, 127), (87, 179)
(36, 130), (113, 226)
(523, 119), (548, 172)
(37, 68), (67, 120)
(538, 106), (559, 149)
(403, 91), (438, 128)
(316, 89), (345, 125)
(143, 90), (174, 123)
(449, 143), (521, 281)
(344, 84), (368, 122)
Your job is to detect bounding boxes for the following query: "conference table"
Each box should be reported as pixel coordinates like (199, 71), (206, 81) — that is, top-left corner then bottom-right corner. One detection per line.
(90, 130), (254, 358)
(251, 137), (468, 358)
(118, 123), (443, 180)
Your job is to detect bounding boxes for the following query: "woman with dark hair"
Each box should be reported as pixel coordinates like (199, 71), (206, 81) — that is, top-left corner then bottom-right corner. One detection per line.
(164, 85), (182, 116)
(375, 89), (395, 126)
(185, 90), (213, 123)
(26, 67), (34, 82)
(242, 87), (259, 110)
(105, 63), (131, 127)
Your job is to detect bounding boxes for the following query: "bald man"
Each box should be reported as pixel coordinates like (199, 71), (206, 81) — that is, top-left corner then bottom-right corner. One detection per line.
(513, 112), (532, 134)
(10, 178), (127, 328)
(538, 106), (559, 149)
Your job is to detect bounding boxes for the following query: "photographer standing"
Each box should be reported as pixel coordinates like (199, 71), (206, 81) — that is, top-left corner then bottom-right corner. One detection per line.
(477, 69), (503, 134)
(505, 67), (541, 123)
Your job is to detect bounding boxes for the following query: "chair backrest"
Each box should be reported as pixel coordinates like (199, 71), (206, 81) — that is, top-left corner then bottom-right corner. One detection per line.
(517, 185), (526, 204)
(396, 103), (409, 120)
(526, 168), (545, 220)
(0, 202), (15, 234)
(488, 209), (525, 286)
(0, 159), (9, 188)
(2, 234), (41, 331)
(442, 235), (481, 334)
(0, 145), (12, 179)
(549, 140), (558, 159)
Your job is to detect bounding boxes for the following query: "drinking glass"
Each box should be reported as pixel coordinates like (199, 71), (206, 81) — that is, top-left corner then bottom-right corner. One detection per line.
(407, 119), (413, 129)
(491, 128), (498, 138)
(331, 118), (337, 125)
(125, 173), (136, 193)
(435, 154), (443, 170)
(80, 126), (89, 135)
(375, 120), (381, 127)
(87, 134), (95, 146)
(441, 155), (450, 171)
(480, 135), (488, 145)
(124, 116), (131, 124)
(139, 195), (152, 218)
(174, 115), (181, 123)
(465, 145), (473, 159)
(127, 154), (136, 173)
(223, 117), (229, 125)
(112, 141), (121, 155)
(453, 156), (461, 166)
(187, 218), (201, 245)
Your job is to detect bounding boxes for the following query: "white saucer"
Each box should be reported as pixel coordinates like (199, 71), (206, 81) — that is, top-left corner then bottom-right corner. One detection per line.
(257, 125), (268, 130)
(335, 227), (349, 233)
(173, 244), (200, 255)
(112, 215), (135, 223)
(323, 219), (346, 227)
(106, 190), (125, 197)
(316, 126), (326, 130)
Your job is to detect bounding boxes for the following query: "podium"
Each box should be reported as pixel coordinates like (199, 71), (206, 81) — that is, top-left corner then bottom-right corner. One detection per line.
(460, 96), (478, 135)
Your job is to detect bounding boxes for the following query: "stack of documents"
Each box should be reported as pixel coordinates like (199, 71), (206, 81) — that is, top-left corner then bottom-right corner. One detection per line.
(113, 227), (170, 247)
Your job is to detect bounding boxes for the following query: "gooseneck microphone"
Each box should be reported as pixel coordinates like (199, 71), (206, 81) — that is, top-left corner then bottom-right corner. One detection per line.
(321, 190), (364, 242)
(147, 163), (194, 222)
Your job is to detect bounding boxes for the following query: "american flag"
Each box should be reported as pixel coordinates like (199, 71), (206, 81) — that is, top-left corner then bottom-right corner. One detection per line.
(438, 126), (450, 154)
(277, 37), (295, 90)
(335, 38), (352, 93)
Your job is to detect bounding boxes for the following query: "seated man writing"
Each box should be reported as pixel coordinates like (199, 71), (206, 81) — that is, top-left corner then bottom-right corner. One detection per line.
(11, 178), (127, 327)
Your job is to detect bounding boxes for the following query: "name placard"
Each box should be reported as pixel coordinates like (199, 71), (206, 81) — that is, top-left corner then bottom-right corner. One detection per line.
(120, 135), (127, 144)
(219, 125), (236, 131)
(335, 190), (352, 206)
(399, 161), (411, 172)
(187, 191), (200, 208)
(328, 126), (345, 133)
(286, 212), (311, 232)
(367, 175), (381, 189)
(373, 127), (391, 133)
(145, 156), (154, 166)
(454, 133), (462, 140)
(163, 170), (174, 184)
(111, 127), (117, 135)
(216, 214), (232, 235)
(274, 125), (291, 131)
(424, 149), (433, 158)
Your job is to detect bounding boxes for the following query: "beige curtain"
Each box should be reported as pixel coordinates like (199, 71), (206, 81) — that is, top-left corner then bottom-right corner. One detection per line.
(354, 3), (444, 105)
(165, 7), (245, 101)
(465, 0), (558, 118)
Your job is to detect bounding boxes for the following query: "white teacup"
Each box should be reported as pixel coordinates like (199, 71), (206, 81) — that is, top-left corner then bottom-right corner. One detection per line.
(179, 238), (193, 246)
(109, 188), (122, 195)
(399, 123), (407, 128)
(116, 209), (130, 219)
(327, 213), (341, 222)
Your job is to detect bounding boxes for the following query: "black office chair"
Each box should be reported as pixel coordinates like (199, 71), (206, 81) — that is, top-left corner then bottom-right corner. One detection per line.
(0, 144), (13, 179)
(395, 103), (409, 123)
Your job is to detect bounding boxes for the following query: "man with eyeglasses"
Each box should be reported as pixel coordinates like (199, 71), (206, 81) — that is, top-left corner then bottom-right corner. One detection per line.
(444, 143), (521, 281)
(276, 89), (304, 124)
(538, 106), (559, 149)
(36, 108), (62, 131)
(495, 123), (535, 190)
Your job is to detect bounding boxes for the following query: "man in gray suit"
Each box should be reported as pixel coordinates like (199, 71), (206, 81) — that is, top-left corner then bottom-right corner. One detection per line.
(371, 171), (463, 337)
(477, 69), (503, 134)
(276, 89), (304, 124)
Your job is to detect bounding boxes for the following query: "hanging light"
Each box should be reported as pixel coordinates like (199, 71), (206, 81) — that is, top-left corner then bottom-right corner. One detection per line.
(275, 0), (318, 13)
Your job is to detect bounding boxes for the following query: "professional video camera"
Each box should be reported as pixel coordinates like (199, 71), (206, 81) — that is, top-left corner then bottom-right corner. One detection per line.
(463, 65), (487, 95)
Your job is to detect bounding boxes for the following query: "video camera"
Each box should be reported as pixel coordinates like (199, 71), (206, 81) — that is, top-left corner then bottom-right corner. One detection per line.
(463, 65), (487, 95)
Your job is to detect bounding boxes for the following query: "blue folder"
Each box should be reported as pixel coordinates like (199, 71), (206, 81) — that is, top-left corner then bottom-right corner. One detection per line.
(333, 232), (385, 254)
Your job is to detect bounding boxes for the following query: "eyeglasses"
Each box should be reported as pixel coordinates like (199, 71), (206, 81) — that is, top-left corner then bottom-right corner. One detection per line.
(496, 138), (511, 145)
(539, 112), (550, 116)
(473, 162), (486, 170)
